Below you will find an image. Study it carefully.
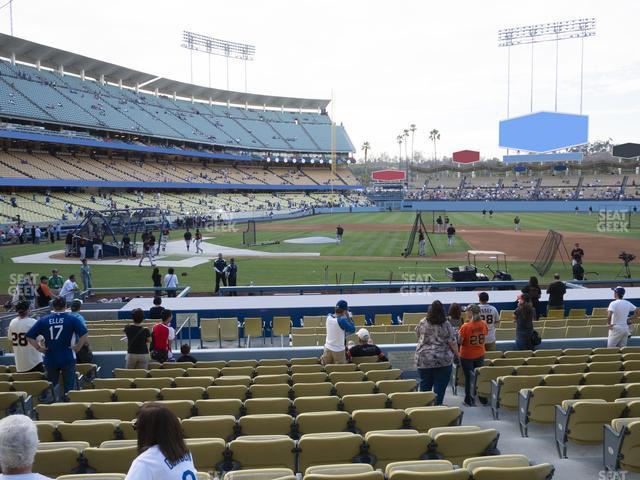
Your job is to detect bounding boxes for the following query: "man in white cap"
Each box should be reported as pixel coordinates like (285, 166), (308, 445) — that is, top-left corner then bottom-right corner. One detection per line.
(607, 286), (637, 348)
(348, 328), (387, 362)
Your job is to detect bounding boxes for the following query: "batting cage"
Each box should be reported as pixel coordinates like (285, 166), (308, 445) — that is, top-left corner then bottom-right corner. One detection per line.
(70, 207), (167, 258)
(402, 212), (437, 257)
(531, 229), (570, 276)
(243, 220), (257, 246)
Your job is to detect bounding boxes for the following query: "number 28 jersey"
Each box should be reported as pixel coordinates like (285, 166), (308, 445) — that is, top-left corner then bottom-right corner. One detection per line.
(7, 316), (42, 372)
(478, 304), (500, 343)
(26, 312), (88, 367)
(458, 320), (489, 360)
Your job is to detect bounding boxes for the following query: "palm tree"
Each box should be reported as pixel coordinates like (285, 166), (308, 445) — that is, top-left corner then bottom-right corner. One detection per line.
(361, 141), (370, 180)
(429, 129), (441, 161)
(403, 129), (410, 167)
(410, 124), (417, 164)
(396, 135), (403, 165)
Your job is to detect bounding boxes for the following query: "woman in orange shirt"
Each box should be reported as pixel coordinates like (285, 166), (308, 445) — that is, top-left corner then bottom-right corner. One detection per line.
(458, 304), (489, 407)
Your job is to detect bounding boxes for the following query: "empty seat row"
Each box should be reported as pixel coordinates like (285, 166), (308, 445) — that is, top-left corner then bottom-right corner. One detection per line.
(604, 417), (640, 473)
(495, 325), (640, 339)
(293, 325), (415, 335)
(293, 332), (416, 346)
(219, 455), (554, 480)
(0, 391), (31, 417)
(489, 372), (640, 419)
(518, 384), (640, 436)
(71, 379), (418, 403)
(35, 404), (460, 446)
(468, 366), (640, 401)
(36, 391), (436, 423)
(110, 368), (403, 384)
(34, 425), (501, 476)
(499, 307), (599, 320)
(482, 346), (640, 361)
(554, 399), (640, 458)
(485, 353), (640, 366)
(0, 380), (56, 409)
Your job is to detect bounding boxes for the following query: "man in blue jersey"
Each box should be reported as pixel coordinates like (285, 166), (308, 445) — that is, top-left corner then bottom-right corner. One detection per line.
(26, 297), (88, 400)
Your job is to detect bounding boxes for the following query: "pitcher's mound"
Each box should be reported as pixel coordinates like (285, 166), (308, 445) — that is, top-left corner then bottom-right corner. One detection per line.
(284, 236), (338, 244)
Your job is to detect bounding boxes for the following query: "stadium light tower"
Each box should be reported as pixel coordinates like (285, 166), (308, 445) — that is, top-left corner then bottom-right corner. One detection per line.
(498, 18), (596, 115)
(181, 31), (256, 92)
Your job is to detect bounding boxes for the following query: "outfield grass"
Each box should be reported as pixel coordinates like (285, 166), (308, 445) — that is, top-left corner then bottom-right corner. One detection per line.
(0, 211), (636, 295)
(272, 211), (638, 237)
(206, 229), (468, 257)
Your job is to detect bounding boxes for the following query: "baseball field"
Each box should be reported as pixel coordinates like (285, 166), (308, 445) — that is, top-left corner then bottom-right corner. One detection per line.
(1, 210), (638, 297)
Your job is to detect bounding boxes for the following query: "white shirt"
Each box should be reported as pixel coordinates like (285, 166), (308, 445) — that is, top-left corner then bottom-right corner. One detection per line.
(125, 445), (196, 480)
(0, 474), (52, 480)
(608, 299), (636, 328)
(478, 303), (500, 343)
(164, 274), (179, 288)
(59, 279), (78, 302)
(7, 315), (42, 372)
(324, 314), (346, 352)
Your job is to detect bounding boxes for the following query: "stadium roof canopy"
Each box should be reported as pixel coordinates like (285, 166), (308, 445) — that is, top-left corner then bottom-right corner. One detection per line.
(0, 33), (330, 110)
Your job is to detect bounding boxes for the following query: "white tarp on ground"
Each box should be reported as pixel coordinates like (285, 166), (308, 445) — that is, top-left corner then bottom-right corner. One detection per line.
(284, 236), (338, 244)
(11, 237), (319, 268)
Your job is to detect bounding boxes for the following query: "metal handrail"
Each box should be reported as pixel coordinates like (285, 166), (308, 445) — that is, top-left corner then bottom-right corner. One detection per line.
(0, 305), (51, 336)
(173, 315), (192, 349)
(83, 286), (191, 298)
(220, 278), (640, 296)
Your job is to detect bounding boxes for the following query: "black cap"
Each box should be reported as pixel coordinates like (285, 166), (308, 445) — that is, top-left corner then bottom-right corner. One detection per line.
(52, 297), (66, 309)
(15, 301), (30, 313)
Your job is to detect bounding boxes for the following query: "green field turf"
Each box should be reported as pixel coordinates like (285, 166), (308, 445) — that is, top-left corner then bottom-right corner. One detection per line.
(0, 211), (636, 296)
(206, 228), (468, 257)
(268, 211), (638, 237)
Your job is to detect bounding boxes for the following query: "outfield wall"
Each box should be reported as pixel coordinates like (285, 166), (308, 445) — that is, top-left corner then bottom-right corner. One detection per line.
(398, 200), (640, 212)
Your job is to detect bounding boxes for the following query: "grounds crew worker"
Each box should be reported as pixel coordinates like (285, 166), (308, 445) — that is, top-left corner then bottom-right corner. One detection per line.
(322, 300), (355, 365)
(214, 253), (228, 293)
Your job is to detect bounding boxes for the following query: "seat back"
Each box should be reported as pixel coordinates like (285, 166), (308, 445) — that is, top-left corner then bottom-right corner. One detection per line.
(298, 432), (364, 473)
(219, 317), (240, 342)
(293, 396), (340, 414)
(366, 430), (431, 469)
(229, 435), (296, 470)
(199, 318), (219, 342)
(405, 406), (461, 432)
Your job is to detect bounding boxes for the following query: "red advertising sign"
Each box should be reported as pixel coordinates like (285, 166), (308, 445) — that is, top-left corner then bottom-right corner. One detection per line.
(452, 150), (480, 163)
(371, 169), (406, 181)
